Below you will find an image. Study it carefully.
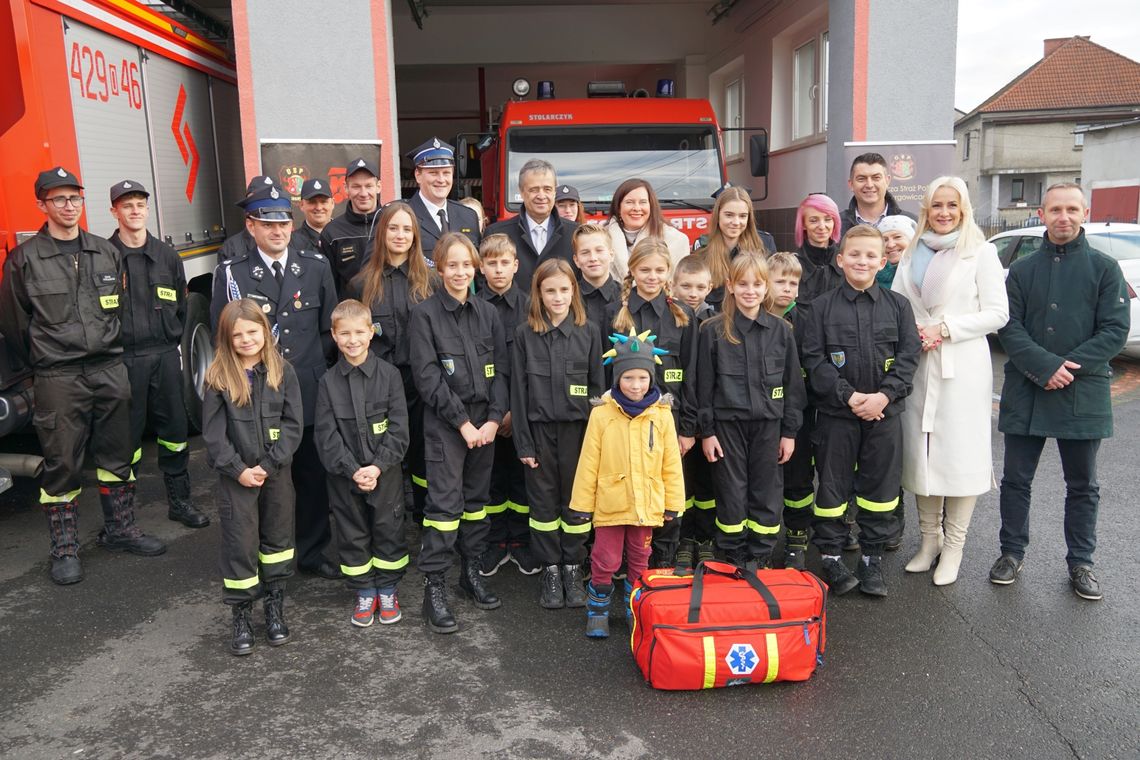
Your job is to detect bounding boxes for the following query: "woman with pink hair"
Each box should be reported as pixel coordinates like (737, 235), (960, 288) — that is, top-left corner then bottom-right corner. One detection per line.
(792, 193), (843, 303)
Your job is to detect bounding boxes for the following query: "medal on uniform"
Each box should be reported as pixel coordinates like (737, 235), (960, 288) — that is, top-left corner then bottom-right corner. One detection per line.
(293, 289), (302, 309)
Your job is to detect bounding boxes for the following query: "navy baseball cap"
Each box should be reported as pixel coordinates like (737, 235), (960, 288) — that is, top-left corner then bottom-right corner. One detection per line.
(109, 180), (150, 204)
(300, 178), (332, 200)
(346, 157), (379, 179)
(35, 167), (83, 199)
(555, 184), (580, 202)
(246, 175), (279, 195)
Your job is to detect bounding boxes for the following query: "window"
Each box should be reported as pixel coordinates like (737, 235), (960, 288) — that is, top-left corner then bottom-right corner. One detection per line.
(724, 77), (743, 158)
(1011, 178), (1025, 203)
(1034, 181), (1043, 205)
(963, 132), (972, 160)
(1074, 124), (1087, 148)
(792, 33), (828, 141)
(991, 236), (1016, 267)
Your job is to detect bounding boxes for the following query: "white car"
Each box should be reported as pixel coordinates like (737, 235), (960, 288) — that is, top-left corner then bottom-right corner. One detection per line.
(989, 223), (1140, 359)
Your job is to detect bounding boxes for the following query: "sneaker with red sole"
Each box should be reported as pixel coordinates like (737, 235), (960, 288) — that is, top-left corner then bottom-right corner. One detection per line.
(351, 591), (377, 627)
(377, 589), (402, 624)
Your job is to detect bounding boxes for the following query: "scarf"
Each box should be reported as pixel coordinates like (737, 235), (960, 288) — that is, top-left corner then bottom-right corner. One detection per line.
(621, 225), (639, 251)
(611, 385), (660, 418)
(912, 230), (960, 310)
(875, 261), (897, 288)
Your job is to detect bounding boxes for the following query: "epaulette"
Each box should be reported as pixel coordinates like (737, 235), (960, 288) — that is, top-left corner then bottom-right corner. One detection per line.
(297, 248), (326, 261)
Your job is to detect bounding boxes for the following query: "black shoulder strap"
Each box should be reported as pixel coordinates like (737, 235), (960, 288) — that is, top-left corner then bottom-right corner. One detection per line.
(687, 560), (781, 623)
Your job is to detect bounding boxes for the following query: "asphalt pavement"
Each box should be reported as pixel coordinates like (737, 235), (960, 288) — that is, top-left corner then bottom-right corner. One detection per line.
(1, 351), (1138, 759)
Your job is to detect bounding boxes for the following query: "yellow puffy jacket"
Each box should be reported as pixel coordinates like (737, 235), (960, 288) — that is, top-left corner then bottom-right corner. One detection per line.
(570, 392), (686, 528)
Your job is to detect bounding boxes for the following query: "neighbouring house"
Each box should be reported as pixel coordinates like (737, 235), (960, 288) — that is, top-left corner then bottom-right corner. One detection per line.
(955, 36), (1140, 226)
(1077, 117), (1140, 223)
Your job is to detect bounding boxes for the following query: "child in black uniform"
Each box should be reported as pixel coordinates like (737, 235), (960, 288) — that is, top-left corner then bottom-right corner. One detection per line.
(698, 253), (806, 569)
(512, 258), (604, 609)
(346, 201), (436, 524)
(766, 252), (815, 569)
(671, 255), (717, 573)
(800, 225), (920, 597)
(203, 299), (303, 656)
(315, 300), (410, 628)
(476, 234), (536, 576)
(410, 232), (509, 634)
(607, 239), (698, 569)
(573, 223), (619, 341)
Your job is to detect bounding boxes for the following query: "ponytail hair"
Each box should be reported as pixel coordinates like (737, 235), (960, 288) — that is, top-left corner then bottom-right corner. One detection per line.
(612, 238), (689, 333)
(715, 251), (772, 345)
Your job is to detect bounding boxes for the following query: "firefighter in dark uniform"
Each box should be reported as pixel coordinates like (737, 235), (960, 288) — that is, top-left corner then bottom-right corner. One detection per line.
(799, 225), (921, 597)
(293, 177), (334, 252)
(319, 157), (381, 294)
(216, 175), (279, 266)
(211, 184), (340, 578)
(405, 137), (481, 260)
(108, 179), (208, 529)
(409, 232), (509, 633)
(0, 167), (165, 585)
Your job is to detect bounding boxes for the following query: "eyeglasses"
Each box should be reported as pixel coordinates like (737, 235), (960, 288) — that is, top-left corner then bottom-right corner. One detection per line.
(46, 195), (85, 209)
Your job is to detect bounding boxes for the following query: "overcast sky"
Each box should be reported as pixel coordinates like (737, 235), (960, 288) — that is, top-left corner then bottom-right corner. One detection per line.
(955, 0), (1140, 112)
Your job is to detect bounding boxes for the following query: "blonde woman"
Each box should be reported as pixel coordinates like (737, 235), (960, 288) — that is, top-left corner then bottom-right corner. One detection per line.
(892, 176), (1008, 585)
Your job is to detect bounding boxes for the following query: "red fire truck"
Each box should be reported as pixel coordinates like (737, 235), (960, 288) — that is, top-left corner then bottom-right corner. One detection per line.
(471, 85), (767, 245)
(0, 0), (243, 482)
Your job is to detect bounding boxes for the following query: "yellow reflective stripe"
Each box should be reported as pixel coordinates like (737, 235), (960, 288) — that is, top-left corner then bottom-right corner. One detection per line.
(372, 555), (410, 570)
(814, 504), (847, 518)
(424, 518), (459, 531)
(763, 633), (780, 683)
(341, 560), (373, 577)
(693, 497), (716, 510)
(529, 516), (560, 532)
(156, 438), (187, 453)
(685, 496), (695, 509)
(506, 500), (530, 515)
(40, 487), (82, 504)
(411, 474), (428, 489)
(99, 294), (119, 309)
(702, 636), (717, 689)
(746, 520), (780, 535)
(461, 508), (487, 521)
(258, 548), (294, 564)
(856, 495), (899, 512)
(96, 468), (135, 483)
(485, 501), (509, 515)
(716, 518), (745, 534)
(784, 494), (814, 509)
(560, 519), (592, 534)
(131, 448), (142, 465)
(223, 575), (259, 590)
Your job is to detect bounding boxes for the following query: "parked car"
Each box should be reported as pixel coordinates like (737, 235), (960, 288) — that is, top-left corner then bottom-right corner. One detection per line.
(988, 223), (1140, 359)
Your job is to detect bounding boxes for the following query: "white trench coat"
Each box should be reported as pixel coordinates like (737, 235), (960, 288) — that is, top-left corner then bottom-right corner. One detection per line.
(892, 241), (1009, 496)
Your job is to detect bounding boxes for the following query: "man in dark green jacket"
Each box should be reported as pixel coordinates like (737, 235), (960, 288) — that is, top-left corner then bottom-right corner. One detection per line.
(991, 183), (1130, 600)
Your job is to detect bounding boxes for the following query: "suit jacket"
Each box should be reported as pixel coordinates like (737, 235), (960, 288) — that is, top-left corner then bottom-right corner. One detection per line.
(407, 193), (481, 261)
(484, 213), (578, 289)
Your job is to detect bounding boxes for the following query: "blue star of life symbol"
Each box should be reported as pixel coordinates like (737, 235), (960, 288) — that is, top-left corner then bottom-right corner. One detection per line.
(725, 643), (758, 675)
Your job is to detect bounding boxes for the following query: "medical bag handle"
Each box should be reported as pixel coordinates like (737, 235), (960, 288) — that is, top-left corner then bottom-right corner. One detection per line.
(687, 560), (781, 623)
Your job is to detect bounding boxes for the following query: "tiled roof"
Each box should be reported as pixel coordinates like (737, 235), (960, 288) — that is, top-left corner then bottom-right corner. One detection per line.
(979, 36), (1140, 113)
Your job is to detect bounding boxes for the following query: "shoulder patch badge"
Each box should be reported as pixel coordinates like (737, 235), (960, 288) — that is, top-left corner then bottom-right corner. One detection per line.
(830, 351), (846, 368)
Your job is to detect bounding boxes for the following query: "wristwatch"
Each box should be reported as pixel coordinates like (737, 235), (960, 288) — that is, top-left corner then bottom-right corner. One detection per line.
(940, 322), (950, 338)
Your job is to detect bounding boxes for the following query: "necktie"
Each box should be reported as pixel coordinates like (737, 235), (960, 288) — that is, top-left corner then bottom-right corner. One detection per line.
(437, 208), (449, 233)
(532, 222), (546, 253)
(272, 261), (284, 285)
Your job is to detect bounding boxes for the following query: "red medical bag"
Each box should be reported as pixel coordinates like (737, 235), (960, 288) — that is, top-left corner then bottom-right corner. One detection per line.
(630, 561), (827, 690)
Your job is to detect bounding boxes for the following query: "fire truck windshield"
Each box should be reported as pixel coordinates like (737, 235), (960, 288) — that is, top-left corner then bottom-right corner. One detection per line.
(505, 126), (723, 211)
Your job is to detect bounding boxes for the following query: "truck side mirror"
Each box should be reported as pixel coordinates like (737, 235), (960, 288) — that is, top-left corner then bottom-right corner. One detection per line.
(749, 133), (769, 178)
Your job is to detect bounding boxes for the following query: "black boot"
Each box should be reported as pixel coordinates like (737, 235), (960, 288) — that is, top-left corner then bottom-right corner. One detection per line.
(459, 558), (501, 610)
(856, 555), (888, 597)
(46, 499), (83, 585)
(783, 529), (809, 570)
(229, 602), (255, 656)
(423, 573), (458, 634)
(95, 483), (167, 556)
(163, 472), (210, 528)
(263, 582), (291, 646)
(539, 565), (564, 609)
(562, 564), (588, 608)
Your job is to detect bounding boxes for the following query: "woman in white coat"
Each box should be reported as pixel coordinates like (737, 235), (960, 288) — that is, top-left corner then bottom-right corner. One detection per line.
(892, 176), (1009, 585)
(604, 178), (690, 279)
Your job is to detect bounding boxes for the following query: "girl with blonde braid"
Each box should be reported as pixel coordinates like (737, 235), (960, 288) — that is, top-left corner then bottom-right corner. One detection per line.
(603, 239), (697, 575)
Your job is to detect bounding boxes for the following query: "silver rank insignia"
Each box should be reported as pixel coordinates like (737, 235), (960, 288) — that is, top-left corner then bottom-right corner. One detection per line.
(290, 262), (301, 276)
(251, 265), (264, 279)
